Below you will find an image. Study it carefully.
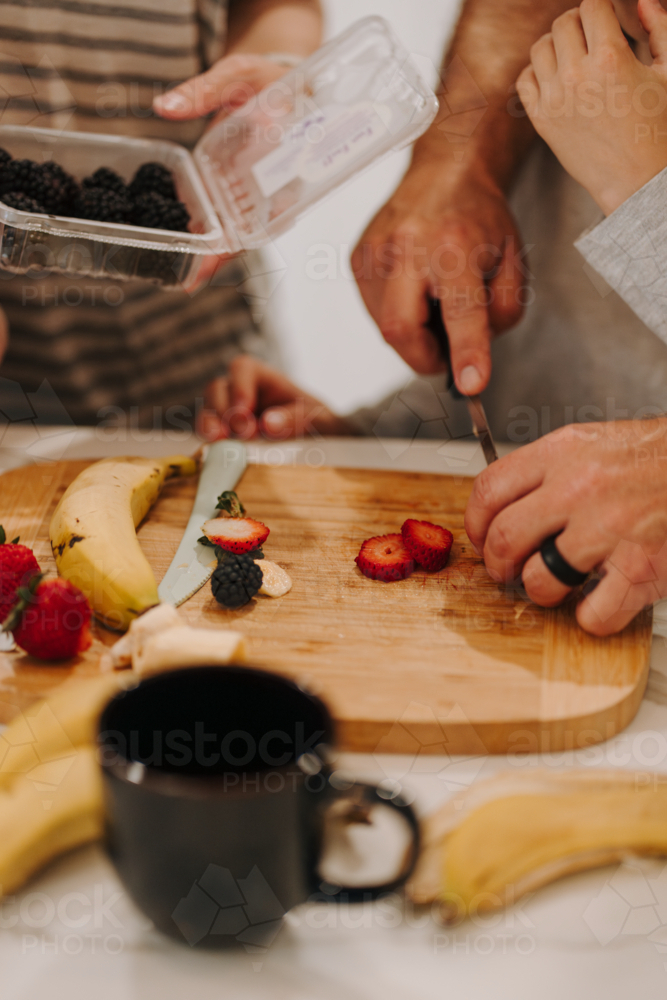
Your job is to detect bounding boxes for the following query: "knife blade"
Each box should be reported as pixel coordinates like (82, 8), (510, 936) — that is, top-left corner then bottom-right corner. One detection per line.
(426, 298), (499, 465)
(157, 440), (247, 606)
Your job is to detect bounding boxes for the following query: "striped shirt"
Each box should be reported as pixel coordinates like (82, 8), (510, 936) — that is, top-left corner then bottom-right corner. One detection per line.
(0, 0), (270, 427)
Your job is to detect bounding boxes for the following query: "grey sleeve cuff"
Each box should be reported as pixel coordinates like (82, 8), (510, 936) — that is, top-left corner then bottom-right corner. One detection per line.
(575, 167), (667, 345)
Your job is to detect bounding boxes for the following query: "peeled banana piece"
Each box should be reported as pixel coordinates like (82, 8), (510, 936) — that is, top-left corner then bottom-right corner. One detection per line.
(50, 454), (198, 631)
(408, 769), (667, 918)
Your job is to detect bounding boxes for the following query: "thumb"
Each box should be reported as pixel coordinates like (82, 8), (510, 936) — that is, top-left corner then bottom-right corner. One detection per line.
(638, 0), (667, 63)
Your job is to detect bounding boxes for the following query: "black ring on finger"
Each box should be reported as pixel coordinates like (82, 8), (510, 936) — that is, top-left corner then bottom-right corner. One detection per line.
(539, 534), (588, 587)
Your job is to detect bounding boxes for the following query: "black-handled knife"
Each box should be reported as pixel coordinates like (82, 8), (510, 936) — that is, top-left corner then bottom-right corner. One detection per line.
(426, 297), (499, 466)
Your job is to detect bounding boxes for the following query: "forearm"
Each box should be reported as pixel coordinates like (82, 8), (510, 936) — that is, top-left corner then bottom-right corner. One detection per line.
(412, 0), (576, 191)
(226, 0), (322, 57)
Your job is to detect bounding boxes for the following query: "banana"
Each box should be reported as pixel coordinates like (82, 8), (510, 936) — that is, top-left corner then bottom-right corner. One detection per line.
(408, 769), (667, 918)
(50, 454), (198, 631)
(0, 673), (135, 791)
(0, 746), (103, 896)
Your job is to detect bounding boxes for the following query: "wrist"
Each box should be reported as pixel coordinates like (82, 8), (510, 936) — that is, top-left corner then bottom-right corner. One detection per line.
(596, 167), (667, 217)
(410, 106), (535, 194)
(404, 143), (506, 202)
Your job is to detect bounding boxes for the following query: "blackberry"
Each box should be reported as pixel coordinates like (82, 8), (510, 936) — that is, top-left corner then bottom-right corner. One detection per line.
(1, 191), (46, 213)
(82, 167), (127, 196)
(72, 186), (132, 223)
(130, 191), (190, 232)
(0, 148), (12, 172)
(40, 162), (79, 213)
(129, 161), (177, 200)
(211, 553), (263, 608)
(0, 159), (78, 214)
(0, 158), (42, 196)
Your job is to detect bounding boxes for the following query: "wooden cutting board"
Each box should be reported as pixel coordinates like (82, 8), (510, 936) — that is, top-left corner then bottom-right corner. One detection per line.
(0, 459), (652, 754)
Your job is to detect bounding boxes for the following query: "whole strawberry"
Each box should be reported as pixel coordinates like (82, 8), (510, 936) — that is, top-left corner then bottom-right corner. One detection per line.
(4, 574), (92, 660)
(0, 525), (41, 622)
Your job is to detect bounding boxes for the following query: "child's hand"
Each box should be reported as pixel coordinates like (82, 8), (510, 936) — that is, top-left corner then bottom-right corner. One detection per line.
(153, 54), (289, 121)
(199, 356), (357, 441)
(516, 0), (667, 216)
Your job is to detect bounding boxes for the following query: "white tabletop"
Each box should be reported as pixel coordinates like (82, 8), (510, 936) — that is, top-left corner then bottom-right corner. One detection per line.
(2, 432), (667, 1000)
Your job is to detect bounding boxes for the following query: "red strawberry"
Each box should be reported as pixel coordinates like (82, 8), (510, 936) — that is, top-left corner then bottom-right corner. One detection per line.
(401, 519), (453, 572)
(201, 517), (269, 554)
(355, 534), (415, 582)
(0, 525), (41, 622)
(4, 575), (92, 660)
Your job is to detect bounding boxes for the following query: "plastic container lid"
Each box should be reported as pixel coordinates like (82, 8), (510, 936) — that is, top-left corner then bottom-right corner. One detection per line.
(194, 15), (439, 252)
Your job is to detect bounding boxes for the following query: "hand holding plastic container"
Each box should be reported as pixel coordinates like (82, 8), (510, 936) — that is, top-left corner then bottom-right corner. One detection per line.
(0, 17), (438, 290)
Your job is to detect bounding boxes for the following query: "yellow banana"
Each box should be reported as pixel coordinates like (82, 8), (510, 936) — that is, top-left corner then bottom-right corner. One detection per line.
(0, 746), (104, 896)
(0, 673), (135, 791)
(50, 454), (198, 631)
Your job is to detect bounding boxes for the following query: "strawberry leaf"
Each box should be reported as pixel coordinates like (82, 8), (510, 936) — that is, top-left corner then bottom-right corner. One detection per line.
(2, 572), (43, 633)
(0, 526), (5, 545)
(198, 536), (229, 563)
(215, 490), (245, 518)
(10, 536), (19, 545)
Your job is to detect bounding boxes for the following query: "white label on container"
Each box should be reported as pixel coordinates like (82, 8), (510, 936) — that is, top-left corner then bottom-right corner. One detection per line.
(250, 103), (389, 199)
(299, 103), (388, 185)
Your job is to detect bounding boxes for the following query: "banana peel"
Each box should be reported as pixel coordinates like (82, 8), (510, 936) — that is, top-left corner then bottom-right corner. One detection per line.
(408, 769), (667, 919)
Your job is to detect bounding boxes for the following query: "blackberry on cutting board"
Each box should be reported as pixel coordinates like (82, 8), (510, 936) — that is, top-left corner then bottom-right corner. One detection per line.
(131, 191), (190, 232)
(82, 167), (127, 196)
(211, 553), (263, 608)
(1, 191), (46, 213)
(72, 186), (132, 223)
(129, 162), (177, 201)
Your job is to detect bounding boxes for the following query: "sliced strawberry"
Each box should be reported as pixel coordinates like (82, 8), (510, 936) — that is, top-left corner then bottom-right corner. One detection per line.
(355, 533), (415, 582)
(201, 517), (269, 554)
(401, 519), (453, 572)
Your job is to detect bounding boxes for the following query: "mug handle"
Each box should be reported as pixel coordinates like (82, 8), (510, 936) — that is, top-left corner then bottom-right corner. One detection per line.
(315, 780), (421, 903)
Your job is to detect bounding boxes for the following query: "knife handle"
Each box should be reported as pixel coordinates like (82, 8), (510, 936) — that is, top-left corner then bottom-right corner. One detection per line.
(426, 297), (463, 401)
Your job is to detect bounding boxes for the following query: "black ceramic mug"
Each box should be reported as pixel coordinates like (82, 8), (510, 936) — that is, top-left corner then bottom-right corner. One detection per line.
(97, 665), (420, 948)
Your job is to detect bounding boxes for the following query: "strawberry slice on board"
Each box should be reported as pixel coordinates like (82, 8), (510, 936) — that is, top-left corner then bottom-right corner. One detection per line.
(201, 518), (270, 554)
(355, 533), (416, 582)
(401, 519), (453, 572)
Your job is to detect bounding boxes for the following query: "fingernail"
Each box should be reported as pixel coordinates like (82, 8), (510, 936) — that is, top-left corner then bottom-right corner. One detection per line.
(263, 409), (287, 432)
(459, 365), (482, 395)
(155, 92), (186, 112)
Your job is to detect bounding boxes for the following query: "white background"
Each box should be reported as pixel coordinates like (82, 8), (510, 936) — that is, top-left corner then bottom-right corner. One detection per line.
(270, 0), (463, 415)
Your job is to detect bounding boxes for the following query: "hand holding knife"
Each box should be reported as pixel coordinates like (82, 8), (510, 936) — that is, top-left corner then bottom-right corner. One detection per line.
(426, 298), (498, 466)
(427, 299), (589, 589)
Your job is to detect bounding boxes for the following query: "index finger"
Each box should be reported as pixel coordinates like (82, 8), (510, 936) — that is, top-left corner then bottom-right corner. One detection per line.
(436, 254), (495, 395)
(464, 439), (547, 551)
(154, 56), (284, 119)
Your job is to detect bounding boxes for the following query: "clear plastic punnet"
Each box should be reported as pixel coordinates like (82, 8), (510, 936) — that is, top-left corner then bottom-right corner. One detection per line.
(0, 16), (438, 289)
